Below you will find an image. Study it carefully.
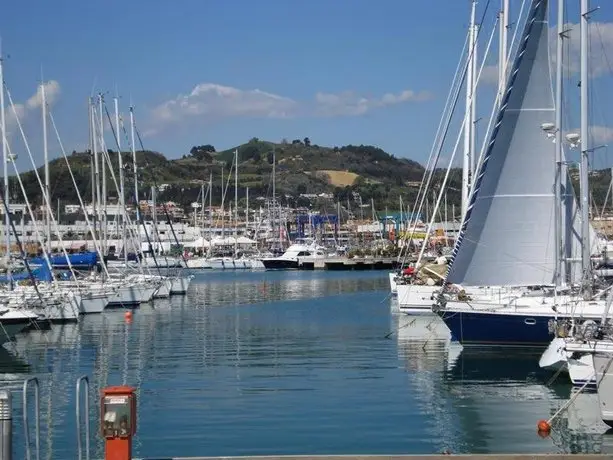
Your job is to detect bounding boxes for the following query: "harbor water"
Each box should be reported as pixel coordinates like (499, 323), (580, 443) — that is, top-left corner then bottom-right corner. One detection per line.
(3, 270), (612, 458)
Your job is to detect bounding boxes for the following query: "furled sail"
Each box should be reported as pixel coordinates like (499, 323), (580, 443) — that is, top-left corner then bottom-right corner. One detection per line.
(446, 0), (583, 287)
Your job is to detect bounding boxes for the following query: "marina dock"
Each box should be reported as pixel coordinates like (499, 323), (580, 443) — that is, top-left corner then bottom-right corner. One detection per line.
(297, 256), (430, 270)
(6, 453), (611, 459)
(298, 257), (402, 270)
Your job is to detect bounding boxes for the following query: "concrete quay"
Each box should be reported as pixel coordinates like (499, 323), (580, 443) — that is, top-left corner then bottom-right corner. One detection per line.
(297, 256), (417, 270)
(137, 455), (612, 460)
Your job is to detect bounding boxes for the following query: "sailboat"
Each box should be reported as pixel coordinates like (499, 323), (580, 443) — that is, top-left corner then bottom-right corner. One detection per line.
(395, 0), (491, 313)
(433, 0), (611, 347)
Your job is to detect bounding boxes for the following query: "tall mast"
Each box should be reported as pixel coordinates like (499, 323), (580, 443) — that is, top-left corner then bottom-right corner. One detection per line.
(129, 105), (139, 221)
(88, 98), (96, 234)
(220, 165), (224, 238)
(0, 46), (9, 272)
(462, 0), (478, 221)
(151, 185), (157, 255)
(234, 148), (238, 255)
(42, 81), (51, 253)
(470, 7), (478, 176)
(199, 182), (204, 253)
(554, 0), (565, 285)
(272, 147), (276, 246)
(208, 171), (212, 245)
(498, 0), (510, 102)
(114, 96), (126, 263)
(246, 187), (249, 227)
(580, 0), (592, 295)
(200, 183), (205, 231)
(98, 94), (107, 255)
(92, 100), (102, 246)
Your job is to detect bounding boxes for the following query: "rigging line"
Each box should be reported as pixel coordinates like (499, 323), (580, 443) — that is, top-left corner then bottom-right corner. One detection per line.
(102, 103), (162, 275)
(590, 22), (612, 193)
(397, 25), (471, 267)
(404, 0), (493, 264)
(4, 85), (81, 278)
(48, 110), (110, 280)
(399, 3), (487, 267)
(133, 119), (189, 266)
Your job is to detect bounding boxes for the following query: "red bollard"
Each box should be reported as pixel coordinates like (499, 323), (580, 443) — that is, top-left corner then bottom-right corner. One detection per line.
(101, 386), (137, 460)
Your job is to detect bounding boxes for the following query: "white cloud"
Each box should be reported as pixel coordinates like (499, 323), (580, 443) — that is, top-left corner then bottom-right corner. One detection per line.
(590, 125), (613, 145)
(479, 64), (500, 86)
(478, 21), (613, 87)
(314, 89), (431, 117)
(26, 80), (61, 110)
(566, 125), (613, 145)
(151, 83), (297, 126)
(147, 83), (430, 135)
(5, 80), (61, 134)
(560, 21), (613, 77)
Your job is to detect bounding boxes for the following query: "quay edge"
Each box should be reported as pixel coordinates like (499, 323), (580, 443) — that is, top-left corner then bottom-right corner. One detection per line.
(134, 455), (613, 460)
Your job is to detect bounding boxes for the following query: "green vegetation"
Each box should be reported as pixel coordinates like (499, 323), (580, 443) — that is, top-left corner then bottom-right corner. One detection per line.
(15, 138), (471, 213)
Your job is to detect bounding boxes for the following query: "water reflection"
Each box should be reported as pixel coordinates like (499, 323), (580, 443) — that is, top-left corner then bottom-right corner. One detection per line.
(3, 269), (610, 458)
(190, 270), (388, 306)
(393, 308), (610, 454)
(5, 271), (392, 459)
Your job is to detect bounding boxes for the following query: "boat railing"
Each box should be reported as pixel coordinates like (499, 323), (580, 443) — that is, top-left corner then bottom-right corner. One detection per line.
(75, 375), (91, 460)
(22, 377), (40, 460)
(18, 375), (91, 460)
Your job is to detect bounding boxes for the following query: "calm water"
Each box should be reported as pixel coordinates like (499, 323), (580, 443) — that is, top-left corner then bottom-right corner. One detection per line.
(2, 270), (612, 458)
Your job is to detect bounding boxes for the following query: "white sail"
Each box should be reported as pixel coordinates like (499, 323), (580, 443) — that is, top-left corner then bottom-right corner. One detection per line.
(446, 0), (582, 287)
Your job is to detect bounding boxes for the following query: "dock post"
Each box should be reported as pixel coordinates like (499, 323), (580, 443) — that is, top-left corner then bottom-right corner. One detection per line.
(0, 390), (11, 460)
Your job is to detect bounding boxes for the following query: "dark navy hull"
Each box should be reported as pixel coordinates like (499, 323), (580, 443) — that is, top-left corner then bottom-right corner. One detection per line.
(437, 310), (562, 348)
(261, 259), (299, 270)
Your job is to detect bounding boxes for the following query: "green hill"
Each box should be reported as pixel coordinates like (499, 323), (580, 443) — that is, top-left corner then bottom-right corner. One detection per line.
(14, 138), (467, 215)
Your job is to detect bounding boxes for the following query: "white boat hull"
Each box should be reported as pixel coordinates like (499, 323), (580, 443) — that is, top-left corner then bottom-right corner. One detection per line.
(154, 280), (172, 298)
(170, 276), (191, 295)
(77, 293), (108, 314)
(107, 284), (146, 307)
(594, 351), (613, 427)
(389, 272), (398, 295)
(185, 258), (212, 269)
(396, 284), (439, 314)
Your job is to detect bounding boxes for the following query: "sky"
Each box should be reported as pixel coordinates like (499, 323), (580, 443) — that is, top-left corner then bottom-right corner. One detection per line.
(1, 0), (613, 171)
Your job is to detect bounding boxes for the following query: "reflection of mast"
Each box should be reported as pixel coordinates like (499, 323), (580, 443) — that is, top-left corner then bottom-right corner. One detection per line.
(446, 348), (564, 452)
(394, 314), (459, 452)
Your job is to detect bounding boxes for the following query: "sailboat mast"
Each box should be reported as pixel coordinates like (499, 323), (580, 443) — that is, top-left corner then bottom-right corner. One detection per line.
(554, 0), (565, 285)
(98, 94), (107, 255)
(88, 98), (96, 234)
(129, 105), (140, 221)
(151, 186), (157, 255)
(272, 147), (276, 246)
(220, 165), (224, 239)
(209, 171), (212, 244)
(200, 183), (204, 229)
(462, 0), (477, 221)
(42, 81), (51, 253)
(234, 148), (238, 254)
(0, 48), (9, 265)
(470, 8), (478, 175)
(498, 0), (509, 101)
(92, 100), (102, 245)
(580, 0), (592, 295)
(114, 97), (127, 263)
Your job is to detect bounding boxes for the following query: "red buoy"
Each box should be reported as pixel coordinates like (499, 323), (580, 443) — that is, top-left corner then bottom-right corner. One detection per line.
(124, 311), (133, 322)
(537, 419), (551, 436)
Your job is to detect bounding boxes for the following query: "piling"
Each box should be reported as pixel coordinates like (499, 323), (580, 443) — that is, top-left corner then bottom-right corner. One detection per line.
(0, 390), (11, 460)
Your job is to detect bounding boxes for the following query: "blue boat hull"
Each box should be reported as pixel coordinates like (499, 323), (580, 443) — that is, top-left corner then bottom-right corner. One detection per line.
(437, 310), (562, 348)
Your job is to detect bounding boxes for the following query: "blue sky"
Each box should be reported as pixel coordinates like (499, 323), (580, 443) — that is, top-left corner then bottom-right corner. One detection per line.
(1, 0), (613, 170)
